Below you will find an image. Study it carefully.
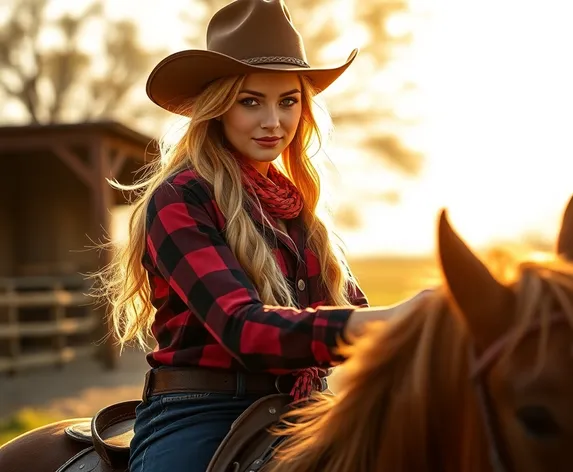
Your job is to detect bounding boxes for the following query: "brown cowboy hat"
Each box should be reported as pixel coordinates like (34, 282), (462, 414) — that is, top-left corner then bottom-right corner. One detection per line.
(146, 0), (358, 115)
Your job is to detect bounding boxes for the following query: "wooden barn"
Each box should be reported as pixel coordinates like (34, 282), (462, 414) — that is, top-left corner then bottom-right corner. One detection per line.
(0, 121), (154, 374)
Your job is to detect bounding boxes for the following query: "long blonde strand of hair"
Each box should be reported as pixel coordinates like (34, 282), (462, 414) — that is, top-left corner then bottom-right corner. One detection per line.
(283, 77), (352, 307)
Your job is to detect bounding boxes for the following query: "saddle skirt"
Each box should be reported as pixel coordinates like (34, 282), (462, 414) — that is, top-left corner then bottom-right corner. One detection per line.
(57, 394), (293, 472)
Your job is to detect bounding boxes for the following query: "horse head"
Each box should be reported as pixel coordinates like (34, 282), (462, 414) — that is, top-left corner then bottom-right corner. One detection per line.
(438, 195), (573, 472)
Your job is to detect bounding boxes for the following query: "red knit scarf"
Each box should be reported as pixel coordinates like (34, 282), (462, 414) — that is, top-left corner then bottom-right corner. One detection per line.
(238, 160), (303, 220)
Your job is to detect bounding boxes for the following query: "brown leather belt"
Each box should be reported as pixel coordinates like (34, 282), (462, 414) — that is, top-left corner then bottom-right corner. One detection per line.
(142, 367), (306, 402)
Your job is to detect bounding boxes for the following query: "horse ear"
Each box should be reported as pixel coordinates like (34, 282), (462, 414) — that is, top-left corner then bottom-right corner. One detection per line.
(556, 195), (573, 260)
(437, 209), (515, 351)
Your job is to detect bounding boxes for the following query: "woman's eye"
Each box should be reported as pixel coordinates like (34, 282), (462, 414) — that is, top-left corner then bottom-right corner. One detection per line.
(240, 98), (258, 107)
(239, 97), (298, 107)
(281, 97), (298, 107)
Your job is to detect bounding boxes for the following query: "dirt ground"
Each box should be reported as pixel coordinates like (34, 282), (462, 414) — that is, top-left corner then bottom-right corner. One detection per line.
(0, 348), (150, 420)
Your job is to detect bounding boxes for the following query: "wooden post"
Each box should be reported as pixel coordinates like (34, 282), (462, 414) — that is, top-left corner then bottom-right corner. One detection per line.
(6, 283), (19, 375)
(52, 280), (66, 368)
(90, 138), (119, 370)
(110, 149), (128, 180)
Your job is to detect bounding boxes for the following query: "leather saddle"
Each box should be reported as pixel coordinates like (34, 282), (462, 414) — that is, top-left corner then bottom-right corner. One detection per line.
(57, 394), (293, 472)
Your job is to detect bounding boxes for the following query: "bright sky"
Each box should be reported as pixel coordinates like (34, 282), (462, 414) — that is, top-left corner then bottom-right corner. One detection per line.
(50, 1), (573, 256)
(333, 0), (573, 256)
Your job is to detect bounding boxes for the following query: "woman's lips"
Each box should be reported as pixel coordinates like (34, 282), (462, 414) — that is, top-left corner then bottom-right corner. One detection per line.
(253, 137), (281, 148)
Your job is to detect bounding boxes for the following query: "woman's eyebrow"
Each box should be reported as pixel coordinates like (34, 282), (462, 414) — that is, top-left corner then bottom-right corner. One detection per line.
(238, 88), (301, 97)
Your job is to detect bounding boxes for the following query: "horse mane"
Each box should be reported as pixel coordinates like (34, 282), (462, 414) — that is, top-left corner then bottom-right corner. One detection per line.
(500, 256), (573, 368)
(268, 254), (573, 472)
(267, 288), (489, 472)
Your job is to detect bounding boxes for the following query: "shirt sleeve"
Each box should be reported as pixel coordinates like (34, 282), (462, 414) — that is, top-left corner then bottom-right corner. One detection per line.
(145, 181), (354, 373)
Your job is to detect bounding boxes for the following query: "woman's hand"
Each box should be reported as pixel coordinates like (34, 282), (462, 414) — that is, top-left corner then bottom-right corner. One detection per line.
(344, 288), (434, 339)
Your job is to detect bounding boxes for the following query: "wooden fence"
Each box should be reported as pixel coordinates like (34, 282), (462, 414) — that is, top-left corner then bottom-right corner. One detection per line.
(0, 275), (98, 374)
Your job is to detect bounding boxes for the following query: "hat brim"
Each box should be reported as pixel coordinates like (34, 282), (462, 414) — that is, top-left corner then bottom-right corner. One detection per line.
(146, 48), (358, 115)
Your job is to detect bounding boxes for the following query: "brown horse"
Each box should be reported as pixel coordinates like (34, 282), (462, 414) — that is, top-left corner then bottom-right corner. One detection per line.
(267, 198), (573, 472)
(1, 197), (573, 472)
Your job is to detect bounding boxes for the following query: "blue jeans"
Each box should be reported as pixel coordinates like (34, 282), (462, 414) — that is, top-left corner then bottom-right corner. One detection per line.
(129, 391), (259, 472)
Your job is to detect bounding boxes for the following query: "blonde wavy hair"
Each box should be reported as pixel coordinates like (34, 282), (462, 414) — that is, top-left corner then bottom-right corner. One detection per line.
(95, 74), (354, 349)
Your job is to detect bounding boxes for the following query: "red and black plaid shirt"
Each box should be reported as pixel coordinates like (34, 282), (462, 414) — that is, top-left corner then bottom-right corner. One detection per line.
(143, 169), (368, 374)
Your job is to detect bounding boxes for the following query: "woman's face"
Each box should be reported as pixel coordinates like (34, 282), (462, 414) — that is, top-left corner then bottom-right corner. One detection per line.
(221, 72), (303, 175)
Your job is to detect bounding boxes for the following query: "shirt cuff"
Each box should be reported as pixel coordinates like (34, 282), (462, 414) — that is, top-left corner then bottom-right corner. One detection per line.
(312, 306), (355, 365)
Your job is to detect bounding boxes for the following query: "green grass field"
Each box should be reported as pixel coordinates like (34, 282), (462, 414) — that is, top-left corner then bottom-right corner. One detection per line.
(0, 409), (62, 446)
(0, 255), (439, 446)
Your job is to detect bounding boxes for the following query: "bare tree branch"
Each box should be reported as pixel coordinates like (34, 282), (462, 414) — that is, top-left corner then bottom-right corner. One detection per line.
(0, 0), (164, 127)
(0, 0), (46, 122)
(45, 14), (91, 122)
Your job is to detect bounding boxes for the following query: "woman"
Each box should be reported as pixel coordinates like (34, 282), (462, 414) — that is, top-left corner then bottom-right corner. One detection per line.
(97, 1), (430, 470)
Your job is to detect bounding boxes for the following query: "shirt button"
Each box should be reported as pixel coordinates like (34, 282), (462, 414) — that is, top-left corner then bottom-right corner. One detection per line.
(297, 279), (306, 291)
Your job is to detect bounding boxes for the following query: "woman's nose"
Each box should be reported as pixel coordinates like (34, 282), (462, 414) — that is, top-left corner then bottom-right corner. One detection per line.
(260, 106), (280, 130)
